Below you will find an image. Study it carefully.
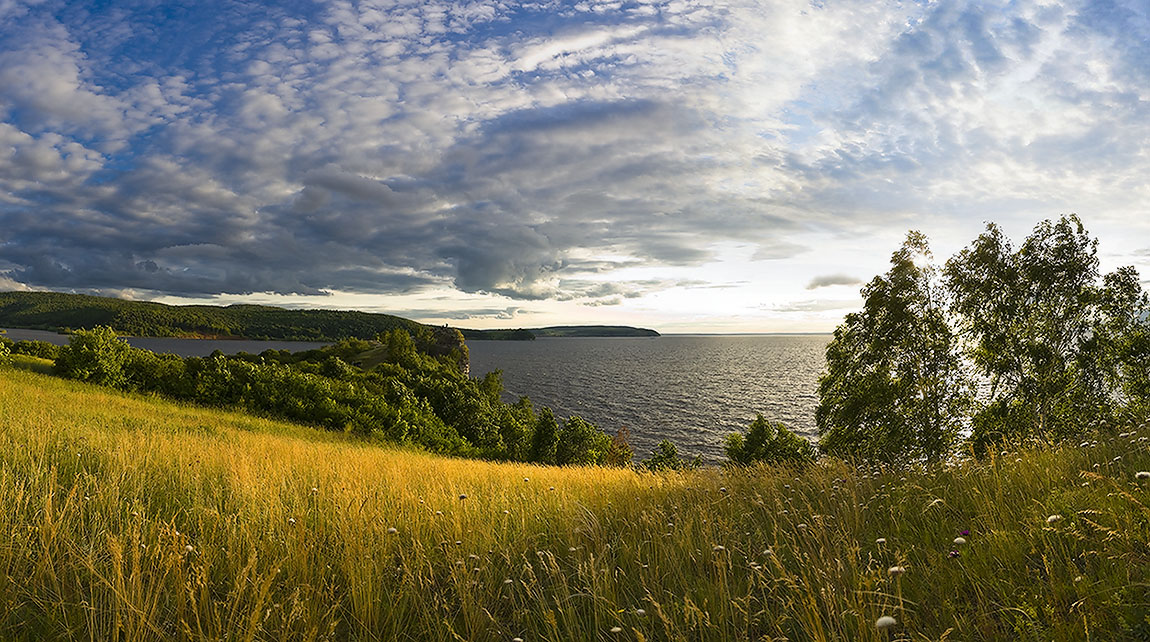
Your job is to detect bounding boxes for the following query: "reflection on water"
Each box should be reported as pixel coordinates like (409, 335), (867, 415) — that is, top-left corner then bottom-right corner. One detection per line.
(468, 335), (830, 462)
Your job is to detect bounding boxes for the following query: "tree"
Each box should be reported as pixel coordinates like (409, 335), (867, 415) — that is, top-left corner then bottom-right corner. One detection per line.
(529, 407), (559, 464)
(54, 326), (133, 386)
(943, 215), (1133, 450)
(555, 416), (611, 466)
(605, 426), (634, 467)
(726, 414), (815, 467)
(0, 333), (10, 365)
(818, 231), (971, 465)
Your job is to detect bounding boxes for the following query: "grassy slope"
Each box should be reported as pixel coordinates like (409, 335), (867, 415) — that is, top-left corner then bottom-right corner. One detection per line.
(1, 360), (1149, 641)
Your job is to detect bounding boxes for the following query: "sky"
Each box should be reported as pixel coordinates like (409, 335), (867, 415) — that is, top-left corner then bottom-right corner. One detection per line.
(1, 0), (1148, 333)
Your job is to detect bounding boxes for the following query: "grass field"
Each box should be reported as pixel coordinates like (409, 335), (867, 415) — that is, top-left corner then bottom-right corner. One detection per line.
(1, 357), (1149, 641)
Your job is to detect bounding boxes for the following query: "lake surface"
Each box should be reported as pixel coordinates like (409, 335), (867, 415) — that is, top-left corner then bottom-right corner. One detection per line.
(468, 335), (831, 462)
(1, 328), (330, 357)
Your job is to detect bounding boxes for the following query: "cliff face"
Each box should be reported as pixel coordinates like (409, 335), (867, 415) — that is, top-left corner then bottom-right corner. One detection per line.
(425, 326), (470, 375)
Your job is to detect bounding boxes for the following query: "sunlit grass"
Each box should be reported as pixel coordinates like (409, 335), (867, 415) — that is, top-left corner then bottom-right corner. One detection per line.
(1, 359), (1149, 640)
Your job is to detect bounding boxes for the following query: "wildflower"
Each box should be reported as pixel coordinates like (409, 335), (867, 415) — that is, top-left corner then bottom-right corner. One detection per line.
(503, 510), (510, 515)
(288, 518), (296, 525)
(888, 566), (905, 576)
(310, 487), (318, 494)
(184, 545), (194, 554)
(524, 477), (529, 482)
(504, 579), (513, 585)
(875, 615), (897, 629)
(459, 493), (468, 500)
(387, 527), (398, 534)
(797, 523), (808, 531)
(455, 540), (462, 546)
(1046, 514), (1063, 525)
(610, 627), (623, 633)
(712, 545), (726, 552)
(719, 487), (727, 493)
(435, 510), (443, 516)
(568, 547), (576, 552)
(549, 486), (555, 491)
(1136, 471), (1150, 480)
(1074, 575), (1085, 583)
(513, 638), (524, 642)
(960, 529), (970, 536)
(635, 609), (646, 616)
(948, 550), (960, 558)
(953, 537), (966, 546)
(875, 538), (887, 545)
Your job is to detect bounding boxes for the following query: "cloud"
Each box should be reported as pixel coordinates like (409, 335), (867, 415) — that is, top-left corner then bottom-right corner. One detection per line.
(806, 274), (863, 290)
(0, 0), (1146, 319)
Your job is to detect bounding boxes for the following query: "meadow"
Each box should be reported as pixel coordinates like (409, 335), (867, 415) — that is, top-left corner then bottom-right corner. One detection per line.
(2, 356), (1149, 641)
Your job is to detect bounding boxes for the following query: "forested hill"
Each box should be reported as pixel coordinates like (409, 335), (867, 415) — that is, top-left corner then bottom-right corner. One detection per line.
(462, 325), (660, 340)
(0, 291), (424, 341)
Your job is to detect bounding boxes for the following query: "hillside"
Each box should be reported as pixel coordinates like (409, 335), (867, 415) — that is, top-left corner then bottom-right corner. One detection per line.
(0, 290), (424, 341)
(1, 358), (1148, 640)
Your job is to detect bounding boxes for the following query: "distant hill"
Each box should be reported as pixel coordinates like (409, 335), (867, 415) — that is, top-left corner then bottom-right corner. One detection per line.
(0, 291), (423, 341)
(462, 325), (660, 340)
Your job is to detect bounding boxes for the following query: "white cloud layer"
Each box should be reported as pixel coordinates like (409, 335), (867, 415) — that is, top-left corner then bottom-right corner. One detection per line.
(0, 0), (1147, 330)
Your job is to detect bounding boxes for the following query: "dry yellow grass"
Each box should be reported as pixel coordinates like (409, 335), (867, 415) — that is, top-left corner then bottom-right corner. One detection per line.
(2, 358), (1149, 641)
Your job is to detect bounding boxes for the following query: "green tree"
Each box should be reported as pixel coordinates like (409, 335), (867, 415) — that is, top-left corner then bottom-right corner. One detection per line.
(943, 215), (1136, 450)
(529, 408), (559, 465)
(0, 334), (10, 365)
(555, 416), (611, 466)
(818, 231), (971, 465)
(727, 414), (815, 467)
(54, 326), (133, 386)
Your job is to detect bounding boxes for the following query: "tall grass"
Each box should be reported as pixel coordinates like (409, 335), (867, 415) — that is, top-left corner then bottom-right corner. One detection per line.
(1, 358), (1149, 641)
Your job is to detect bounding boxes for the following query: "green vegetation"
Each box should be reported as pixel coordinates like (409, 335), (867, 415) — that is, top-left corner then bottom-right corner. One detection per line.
(818, 215), (1149, 464)
(48, 325), (633, 465)
(2, 362), (1149, 640)
(0, 290), (423, 340)
(725, 414), (816, 467)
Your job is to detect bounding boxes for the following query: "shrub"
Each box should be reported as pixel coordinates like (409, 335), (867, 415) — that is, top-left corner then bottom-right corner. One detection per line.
(555, 416), (611, 466)
(0, 338), (10, 365)
(642, 440), (695, 471)
(605, 427), (634, 467)
(726, 415), (815, 468)
(54, 326), (132, 387)
(11, 340), (61, 360)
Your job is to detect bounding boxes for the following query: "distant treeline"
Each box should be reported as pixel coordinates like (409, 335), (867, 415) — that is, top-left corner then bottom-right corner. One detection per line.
(0, 291), (426, 341)
(462, 325), (660, 340)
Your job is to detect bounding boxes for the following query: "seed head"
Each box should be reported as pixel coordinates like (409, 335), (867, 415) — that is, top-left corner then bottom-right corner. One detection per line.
(953, 537), (966, 546)
(1046, 514), (1063, 525)
(1136, 471), (1150, 481)
(875, 615), (897, 629)
(387, 527), (398, 534)
(888, 565), (905, 576)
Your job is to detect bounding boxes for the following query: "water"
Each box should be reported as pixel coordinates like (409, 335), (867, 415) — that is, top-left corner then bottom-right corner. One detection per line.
(1, 328), (330, 357)
(468, 335), (831, 462)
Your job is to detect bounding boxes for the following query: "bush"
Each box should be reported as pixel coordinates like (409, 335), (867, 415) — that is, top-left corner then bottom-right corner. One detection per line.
(11, 340), (61, 360)
(555, 416), (611, 466)
(54, 326), (132, 386)
(0, 338), (10, 365)
(642, 440), (695, 471)
(726, 415), (815, 468)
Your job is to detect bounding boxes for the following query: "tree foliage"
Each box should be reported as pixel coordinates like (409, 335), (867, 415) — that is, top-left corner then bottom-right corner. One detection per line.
(641, 440), (697, 471)
(726, 414), (816, 467)
(943, 215), (1147, 451)
(817, 232), (972, 464)
(54, 326), (133, 387)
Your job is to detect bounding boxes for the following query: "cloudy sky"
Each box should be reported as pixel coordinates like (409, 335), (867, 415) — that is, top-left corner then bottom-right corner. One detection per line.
(1, 0), (1148, 332)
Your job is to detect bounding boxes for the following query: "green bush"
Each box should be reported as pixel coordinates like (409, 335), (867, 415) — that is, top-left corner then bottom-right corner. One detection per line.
(54, 326), (132, 386)
(642, 440), (696, 471)
(555, 416), (612, 466)
(11, 340), (60, 360)
(0, 338), (10, 365)
(726, 415), (815, 468)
